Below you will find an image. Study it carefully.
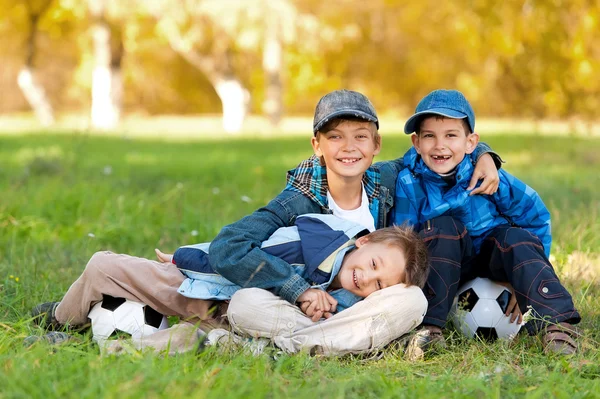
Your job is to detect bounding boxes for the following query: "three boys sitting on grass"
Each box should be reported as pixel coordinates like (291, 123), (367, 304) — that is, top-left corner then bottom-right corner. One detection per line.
(29, 89), (534, 357)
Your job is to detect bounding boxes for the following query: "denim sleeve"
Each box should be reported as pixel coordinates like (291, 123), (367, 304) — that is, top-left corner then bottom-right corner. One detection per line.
(208, 190), (315, 304)
(374, 157), (405, 193)
(471, 142), (504, 170)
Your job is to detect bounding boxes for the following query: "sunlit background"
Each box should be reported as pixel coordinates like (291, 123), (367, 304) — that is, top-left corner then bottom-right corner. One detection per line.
(0, 0), (599, 136)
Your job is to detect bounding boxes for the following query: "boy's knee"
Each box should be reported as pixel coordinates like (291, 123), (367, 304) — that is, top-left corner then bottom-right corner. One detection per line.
(503, 227), (540, 246)
(85, 251), (117, 276)
(368, 284), (428, 320)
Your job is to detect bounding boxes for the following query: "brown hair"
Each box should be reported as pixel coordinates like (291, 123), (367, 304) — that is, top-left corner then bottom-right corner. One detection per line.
(316, 116), (381, 146)
(365, 225), (429, 289)
(416, 115), (472, 135)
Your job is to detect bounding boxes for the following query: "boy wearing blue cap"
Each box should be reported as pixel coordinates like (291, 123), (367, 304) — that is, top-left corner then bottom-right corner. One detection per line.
(393, 89), (581, 357)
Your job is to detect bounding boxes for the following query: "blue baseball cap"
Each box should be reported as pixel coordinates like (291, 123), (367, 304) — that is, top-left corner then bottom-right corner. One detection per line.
(313, 90), (379, 135)
(404, 89), (475, 134)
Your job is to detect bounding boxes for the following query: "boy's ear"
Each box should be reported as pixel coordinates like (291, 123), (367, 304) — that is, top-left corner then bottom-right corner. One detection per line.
(411, 134), (420, 154)
(355, 235), (369, 247)
(311, 136), (322, 157)
(373, 134), (381, 156)
(465, 132), (480, 154)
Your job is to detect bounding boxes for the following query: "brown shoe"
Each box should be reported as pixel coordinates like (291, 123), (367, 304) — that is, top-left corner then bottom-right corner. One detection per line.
(542, 322), (580, 355)
(405, 325), (446, 361)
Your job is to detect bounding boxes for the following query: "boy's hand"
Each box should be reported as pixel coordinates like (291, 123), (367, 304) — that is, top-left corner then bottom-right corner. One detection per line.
(155, 248), (173, 263)
(297, 288), (338, 322)
(469, 153), (500, 195)
(495, 281), (523, 324)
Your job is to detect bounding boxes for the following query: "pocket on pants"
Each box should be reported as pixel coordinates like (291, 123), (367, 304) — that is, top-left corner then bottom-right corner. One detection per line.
(538, 279), (565, 299)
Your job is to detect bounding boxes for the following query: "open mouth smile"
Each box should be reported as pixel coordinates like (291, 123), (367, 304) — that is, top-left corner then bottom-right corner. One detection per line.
(431, 155), (451, 162)
(353, 270), (360, 289)
(338, 158), (361, 164)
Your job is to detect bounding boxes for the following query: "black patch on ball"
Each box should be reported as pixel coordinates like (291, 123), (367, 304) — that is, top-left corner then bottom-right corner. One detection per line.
(100, 294), (127, 311)
(143, 305), (164, 329)
(496, 290), (512, 314)
(109, 329), (132, 339)
(475, 327), (498, 341)
(457, 288), (479, 312)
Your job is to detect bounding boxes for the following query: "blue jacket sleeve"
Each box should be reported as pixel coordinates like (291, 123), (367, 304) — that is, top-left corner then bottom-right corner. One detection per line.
(391, 173), (421, 228)
(493, 170), (552, 257)
(208, 190), (318, 304)
(173, 244), (213, 273)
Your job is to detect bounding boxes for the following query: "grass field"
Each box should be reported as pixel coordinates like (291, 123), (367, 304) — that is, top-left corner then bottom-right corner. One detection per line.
(0, 131), (599, 398)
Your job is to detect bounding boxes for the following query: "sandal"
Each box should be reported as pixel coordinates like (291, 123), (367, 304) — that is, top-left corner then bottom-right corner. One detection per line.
(405, 325), (446, 361)
(542, 322), (580, 355)
(23, 331), (80, 347)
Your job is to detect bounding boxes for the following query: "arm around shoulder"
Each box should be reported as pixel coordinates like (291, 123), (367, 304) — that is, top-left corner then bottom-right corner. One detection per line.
(472, 142), (504, 170)
(208, 190), (318, 303)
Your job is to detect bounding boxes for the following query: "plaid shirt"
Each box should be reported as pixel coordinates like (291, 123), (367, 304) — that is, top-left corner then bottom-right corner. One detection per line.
(285, 155), (382, 227)
(392, 147), (552, 256)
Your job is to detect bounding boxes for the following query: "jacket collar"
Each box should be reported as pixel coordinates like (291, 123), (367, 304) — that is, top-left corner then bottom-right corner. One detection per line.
(403, 147), (473, 187)
(285, 155), (381, 214)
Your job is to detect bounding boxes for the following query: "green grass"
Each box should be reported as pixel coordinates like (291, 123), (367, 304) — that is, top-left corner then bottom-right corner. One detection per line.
(1, 132), (599, 398)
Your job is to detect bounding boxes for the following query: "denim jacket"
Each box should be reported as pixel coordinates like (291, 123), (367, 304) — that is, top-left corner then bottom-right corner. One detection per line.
(207, 143), (498, 304)
(175, 214), (366, 312)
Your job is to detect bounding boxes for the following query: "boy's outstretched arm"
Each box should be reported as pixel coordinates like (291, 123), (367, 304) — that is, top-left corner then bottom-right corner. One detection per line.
(208, 191), (316, 306)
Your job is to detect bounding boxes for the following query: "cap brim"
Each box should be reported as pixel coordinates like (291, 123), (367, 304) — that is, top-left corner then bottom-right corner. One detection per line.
(403, 108), (467, 134)
(314, 110), (379, 134)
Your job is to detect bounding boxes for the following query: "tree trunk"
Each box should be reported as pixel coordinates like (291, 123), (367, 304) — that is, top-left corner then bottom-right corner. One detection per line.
(18, 0), (55, 126)
(18, 67), (54, 126)
(262, 12), (282, 127)
(89, 0), (122, 130)
(214, 78), (249, 133)
(158, 20), (249, 133)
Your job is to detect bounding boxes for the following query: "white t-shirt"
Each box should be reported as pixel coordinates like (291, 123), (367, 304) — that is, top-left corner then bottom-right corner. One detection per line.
(327, 185), (376, 232)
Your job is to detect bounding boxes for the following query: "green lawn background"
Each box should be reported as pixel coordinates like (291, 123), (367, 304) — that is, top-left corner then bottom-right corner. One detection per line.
(0, 132), (599, 398)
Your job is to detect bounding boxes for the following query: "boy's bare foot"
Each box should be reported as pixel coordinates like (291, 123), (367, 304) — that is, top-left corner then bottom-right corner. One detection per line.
(405, 325), (446, 361)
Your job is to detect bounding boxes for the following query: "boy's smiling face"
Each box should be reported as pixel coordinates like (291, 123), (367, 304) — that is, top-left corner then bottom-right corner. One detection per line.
(333, 236), (406, 298)
(412, 116), (479, 175)
(311, 120), (380, 182)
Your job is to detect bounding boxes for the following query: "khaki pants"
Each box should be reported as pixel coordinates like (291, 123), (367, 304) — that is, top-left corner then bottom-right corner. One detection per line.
(55, 251), (426, 356)
(55, 251), (227, 329)
(227, 285), (428, 356)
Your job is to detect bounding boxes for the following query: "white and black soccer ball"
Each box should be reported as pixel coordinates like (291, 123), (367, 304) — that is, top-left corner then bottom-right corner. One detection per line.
(450, 277), (523, 341)
(88, 294), (169, 343)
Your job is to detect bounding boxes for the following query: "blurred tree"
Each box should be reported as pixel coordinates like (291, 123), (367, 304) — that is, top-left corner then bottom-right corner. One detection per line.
(262, 2), (283, 127)
(144, 0), (250, 133)
(17, 0), (55, 126)
(1, 0), (599, 127)
(89, 0), (123, 129)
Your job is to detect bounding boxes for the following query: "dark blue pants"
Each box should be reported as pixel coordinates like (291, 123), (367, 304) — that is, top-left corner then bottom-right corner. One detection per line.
(419, 216), (580, 334)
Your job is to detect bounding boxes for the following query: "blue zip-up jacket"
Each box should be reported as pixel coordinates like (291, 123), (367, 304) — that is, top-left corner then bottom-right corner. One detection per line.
(207, 144), (498, 304)
(391, 147), (551, 256)
(174, 214), (367, 312)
